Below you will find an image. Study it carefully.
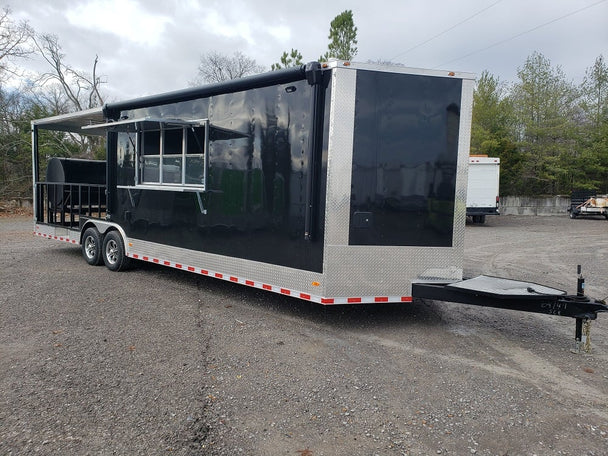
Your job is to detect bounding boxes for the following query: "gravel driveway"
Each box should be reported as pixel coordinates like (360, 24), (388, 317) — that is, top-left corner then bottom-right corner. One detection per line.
(1, 214), (607, 455)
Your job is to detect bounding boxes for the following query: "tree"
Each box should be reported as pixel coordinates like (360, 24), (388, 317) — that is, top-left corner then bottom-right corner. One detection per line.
(581, 55), (608, 133)
(0, 89), (33, 198)
(471, 71), (522, 194)
(194, 51), (265, 84)
(32, 33), (105, 112)
(0, 7), (34, 81)
(28, 33), (106, 161)
(271, 48), (303, 71)
(578, 55), (608, 192)
(319, 10), (358, 61)
(0, 8), (35, 199)
(0, 12), (109, 200)
(510, 52), (580, 194)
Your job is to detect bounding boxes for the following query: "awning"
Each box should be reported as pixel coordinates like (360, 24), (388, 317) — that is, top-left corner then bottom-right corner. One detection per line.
(31, 107), (106, 135)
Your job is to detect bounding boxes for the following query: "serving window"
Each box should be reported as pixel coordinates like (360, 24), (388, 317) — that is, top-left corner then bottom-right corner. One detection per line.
(140, 124), (206, 187)
(84, 117), (210, 191)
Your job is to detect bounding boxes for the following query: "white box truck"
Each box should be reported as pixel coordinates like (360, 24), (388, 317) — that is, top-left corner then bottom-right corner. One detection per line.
(466, 156), (500, 223)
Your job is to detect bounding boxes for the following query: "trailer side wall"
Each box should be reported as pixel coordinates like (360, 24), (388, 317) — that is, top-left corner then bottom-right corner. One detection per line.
(111, 77), (329, 273)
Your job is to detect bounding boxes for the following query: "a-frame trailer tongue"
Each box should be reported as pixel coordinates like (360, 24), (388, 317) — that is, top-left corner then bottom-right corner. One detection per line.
(413, 266), (607, 352)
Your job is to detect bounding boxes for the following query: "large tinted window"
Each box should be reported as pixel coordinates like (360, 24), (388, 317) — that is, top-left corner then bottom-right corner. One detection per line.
(349, 70), (462, 247)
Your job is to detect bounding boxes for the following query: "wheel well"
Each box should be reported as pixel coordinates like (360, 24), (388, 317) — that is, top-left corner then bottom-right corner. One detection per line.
(80, 222), (101, 244)
(79, 221), (126, 245)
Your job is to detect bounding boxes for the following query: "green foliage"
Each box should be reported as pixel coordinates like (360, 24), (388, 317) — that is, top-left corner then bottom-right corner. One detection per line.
(511, 52), (600, 194)
(471, 53), (608, 196)
(580, 55), (608, 132)
(0, 90), (42, 198)
(319, 10), (358, 61)
(471, 71), (522, 195)
(271, 48), (303, 71)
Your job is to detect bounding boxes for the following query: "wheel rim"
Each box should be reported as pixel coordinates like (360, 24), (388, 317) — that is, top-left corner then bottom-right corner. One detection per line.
(84, 236), (96, 259)
(106, 239), (119, 265)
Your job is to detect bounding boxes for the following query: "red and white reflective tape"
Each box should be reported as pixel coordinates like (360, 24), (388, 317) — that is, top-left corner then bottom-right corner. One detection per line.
(127, 252), (413, 305)
(34, 229), (414, 305)
(34, 231), (78, 244)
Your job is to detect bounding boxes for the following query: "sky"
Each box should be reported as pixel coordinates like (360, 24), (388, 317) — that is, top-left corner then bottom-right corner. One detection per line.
(9, 0), (608, 102)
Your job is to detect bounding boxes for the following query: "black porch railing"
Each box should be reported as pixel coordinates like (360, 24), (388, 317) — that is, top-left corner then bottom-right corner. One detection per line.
(35, 182), (107, 229)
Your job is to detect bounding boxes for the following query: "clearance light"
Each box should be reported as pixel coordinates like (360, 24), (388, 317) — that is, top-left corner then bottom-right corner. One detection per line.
(312, 281), (320, 287)
(448, 71), (455, 76)
(343, 61), (351, 66)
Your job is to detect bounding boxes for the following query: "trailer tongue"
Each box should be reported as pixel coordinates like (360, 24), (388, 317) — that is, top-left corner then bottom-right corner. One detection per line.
(413, 270), (607, 352)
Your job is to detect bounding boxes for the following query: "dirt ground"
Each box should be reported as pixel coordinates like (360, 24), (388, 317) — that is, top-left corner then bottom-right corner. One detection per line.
(0, 214), (606, 456)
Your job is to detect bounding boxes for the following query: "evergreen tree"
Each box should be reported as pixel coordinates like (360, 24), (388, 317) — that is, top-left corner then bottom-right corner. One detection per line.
(319, 10), (358, 61)
(510, 52), (579, 194)
(471, 71), (522, 195)
(271, 48), (303, 71)
(578, 55), (608, 192)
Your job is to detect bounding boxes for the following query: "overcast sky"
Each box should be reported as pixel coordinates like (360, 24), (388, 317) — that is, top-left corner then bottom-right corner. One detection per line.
(9, 0), (608, 102)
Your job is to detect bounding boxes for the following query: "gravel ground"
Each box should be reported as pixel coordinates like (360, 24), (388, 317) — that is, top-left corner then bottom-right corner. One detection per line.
(0, 214), (607, 455)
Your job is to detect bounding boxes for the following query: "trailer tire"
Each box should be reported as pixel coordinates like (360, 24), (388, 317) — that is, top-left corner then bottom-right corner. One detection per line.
(102, 230), (131, 272)
(81, 227), (103, 266)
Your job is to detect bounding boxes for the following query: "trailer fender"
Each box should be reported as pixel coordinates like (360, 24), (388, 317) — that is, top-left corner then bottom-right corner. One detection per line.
(80, 220), (128, 248)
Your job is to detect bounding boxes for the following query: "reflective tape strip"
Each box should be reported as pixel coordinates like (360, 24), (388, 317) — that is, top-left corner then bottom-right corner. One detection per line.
(34, 231), (78, 244)
(125, 251), (414, 306)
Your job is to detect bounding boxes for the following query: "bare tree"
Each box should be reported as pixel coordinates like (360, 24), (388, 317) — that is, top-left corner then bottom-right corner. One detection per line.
(194, 51), (265, 84)
(32, 33), (105, 112)
(29, 34), (107, 158)
(0, 7), (34, 81)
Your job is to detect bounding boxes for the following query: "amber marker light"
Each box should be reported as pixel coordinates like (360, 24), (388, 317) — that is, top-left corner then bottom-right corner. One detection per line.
(312, 281), (320, 287)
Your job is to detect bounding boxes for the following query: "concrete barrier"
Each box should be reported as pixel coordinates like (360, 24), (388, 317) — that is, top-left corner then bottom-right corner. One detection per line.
(499, 196), (570, 216)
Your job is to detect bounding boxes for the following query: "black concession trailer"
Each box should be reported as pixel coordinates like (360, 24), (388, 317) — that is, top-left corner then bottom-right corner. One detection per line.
(32, 61), (606, 349)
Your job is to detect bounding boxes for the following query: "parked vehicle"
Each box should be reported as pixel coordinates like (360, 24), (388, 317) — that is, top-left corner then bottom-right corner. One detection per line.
(568, 190), (608, 220)
(466, 155), (500, 224)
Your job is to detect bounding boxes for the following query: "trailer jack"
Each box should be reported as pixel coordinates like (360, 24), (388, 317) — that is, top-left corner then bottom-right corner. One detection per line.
(573, 265), (594, 354)
(412, 266), (607, 351)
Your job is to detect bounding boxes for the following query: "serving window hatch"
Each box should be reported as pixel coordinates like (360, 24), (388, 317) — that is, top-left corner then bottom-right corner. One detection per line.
(82, 117), (247, 192)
